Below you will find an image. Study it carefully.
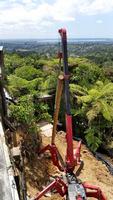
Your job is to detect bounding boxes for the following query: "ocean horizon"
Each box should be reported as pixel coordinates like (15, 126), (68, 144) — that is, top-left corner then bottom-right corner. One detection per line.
(0, 38), (113, 43)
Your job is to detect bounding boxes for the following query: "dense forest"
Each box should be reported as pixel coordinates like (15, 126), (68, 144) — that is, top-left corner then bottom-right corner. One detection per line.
(4, 41), (113, 152)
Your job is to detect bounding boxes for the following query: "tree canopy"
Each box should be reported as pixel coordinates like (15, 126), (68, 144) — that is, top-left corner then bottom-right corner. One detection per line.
(4, 51), (113, 152)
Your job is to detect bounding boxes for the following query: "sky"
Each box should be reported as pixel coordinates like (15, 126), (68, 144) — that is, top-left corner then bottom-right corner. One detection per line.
(0, 0), (113, 39)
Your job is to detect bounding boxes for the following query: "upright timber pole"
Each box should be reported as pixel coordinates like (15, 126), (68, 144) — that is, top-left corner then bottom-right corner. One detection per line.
(0, 46), (7, 120)
(51, 74), (64, 144)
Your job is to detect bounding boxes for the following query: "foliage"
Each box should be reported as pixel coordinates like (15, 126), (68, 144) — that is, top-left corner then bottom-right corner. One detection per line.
(35, 102), (52, 122)
(8, 75), (29, 97)
(70, 58), (105, 88)
(4, 53), (24, 75)
(5, 53), (58, 161)
(4, 51), (113, 153)
(15, 65), (42, 81)
(85, 126), (102, 152)
(39, 72), (58, 93)
(70, 81), (113, 151)
(9, 95), (42, 159)
(9, 95), (35, 125)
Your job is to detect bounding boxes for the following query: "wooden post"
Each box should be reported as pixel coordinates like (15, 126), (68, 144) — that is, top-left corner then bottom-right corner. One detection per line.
(0, 46), (7, 118)
(0, 46), (5, 79)
(51, 74), (64, 144)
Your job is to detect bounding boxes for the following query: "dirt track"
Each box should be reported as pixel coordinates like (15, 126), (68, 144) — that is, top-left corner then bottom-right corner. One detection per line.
(26, 132), (113, 200)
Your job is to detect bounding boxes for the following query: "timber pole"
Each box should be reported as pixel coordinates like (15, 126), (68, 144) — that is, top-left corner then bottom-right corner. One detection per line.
(0, 47), (7, 120)
(51, 74), (64, 144)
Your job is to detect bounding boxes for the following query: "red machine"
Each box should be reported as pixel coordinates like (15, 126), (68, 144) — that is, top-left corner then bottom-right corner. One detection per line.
(34, 29), (107, 200)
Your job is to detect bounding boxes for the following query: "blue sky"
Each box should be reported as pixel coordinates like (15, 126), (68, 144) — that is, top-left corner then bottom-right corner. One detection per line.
(0, 0), (113, 39)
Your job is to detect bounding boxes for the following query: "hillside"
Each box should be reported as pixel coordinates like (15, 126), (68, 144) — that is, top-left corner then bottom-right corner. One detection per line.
(23, 131), (113, 200)
(2, 42), (113, 200)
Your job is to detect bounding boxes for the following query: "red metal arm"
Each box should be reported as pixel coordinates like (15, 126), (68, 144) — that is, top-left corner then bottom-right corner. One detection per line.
(59, 29), (82, 172)
(83, 183), (107, 200)
(38, 144), (64, 171)
(59, 29), (74, 171)
(34, 179), (107, 200)
(65, 114), (75, 170)
(34, 28), (107, 200)
(34, 178), (67, 200)
(59, 28), (67, 39)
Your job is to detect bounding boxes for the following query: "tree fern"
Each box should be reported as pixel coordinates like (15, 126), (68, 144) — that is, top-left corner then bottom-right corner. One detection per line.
(86, 102), (101, 123)
(70, 84), (87, 96)
(99, 100), (113, 122)
(72, 80), (113, 151)
(85, 126), (102, 151)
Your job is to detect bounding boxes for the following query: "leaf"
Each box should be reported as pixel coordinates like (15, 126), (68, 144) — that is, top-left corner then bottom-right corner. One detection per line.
(101, 83), (113, 97)
(78, 95), (93, 103)
(85, 127), (102, 151)
(88, 89), (100, 99)
(86, 102), (101, 122)
(70, 84), (87, 96)
(86, 109), (98, 122)
(100, 100), (112, 121)
(71, 108), (84, 116)
(95, 80), (104, 87)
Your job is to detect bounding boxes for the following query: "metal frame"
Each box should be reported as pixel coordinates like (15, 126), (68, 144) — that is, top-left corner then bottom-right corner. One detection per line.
(34, 29), (107, 200)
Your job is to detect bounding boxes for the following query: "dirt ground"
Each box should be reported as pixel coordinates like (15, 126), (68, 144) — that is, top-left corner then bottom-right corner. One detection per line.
(24, 131), (113, 200)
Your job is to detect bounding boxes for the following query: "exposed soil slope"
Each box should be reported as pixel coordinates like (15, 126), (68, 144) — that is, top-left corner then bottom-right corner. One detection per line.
(26, 132), (113, 200)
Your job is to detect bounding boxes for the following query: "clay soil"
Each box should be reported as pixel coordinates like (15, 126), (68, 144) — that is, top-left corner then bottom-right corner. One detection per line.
(23, 132), (113, 200)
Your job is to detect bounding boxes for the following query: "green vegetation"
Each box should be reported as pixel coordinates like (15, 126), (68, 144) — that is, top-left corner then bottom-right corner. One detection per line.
(5, 53), (57, 118)
(5, 53), (58, 156)
(4, 48), (113, 152)
(70, 81), (113, 151)
(69, 57), (105, 87)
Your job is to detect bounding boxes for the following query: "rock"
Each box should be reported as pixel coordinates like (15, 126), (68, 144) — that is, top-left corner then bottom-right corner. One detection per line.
(82, 150), (88, 154)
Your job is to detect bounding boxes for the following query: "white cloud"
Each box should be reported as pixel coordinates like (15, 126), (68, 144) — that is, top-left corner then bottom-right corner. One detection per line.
(80, 0), (113, 15)
(0, 0), (113, 38)
(22, 0), (33, 3)
(1, 0), (113, 24)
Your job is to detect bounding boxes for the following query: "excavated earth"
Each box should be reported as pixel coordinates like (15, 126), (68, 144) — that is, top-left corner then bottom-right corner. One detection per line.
(23, 131), (113, 200)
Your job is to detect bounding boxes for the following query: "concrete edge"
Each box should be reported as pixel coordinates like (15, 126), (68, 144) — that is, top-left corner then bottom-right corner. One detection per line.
(0, 121), (19, 200)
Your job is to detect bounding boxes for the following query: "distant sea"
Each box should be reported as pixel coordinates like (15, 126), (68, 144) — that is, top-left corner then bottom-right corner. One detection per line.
(0, 38), (113, 43)
(0, 38), (113, 52)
